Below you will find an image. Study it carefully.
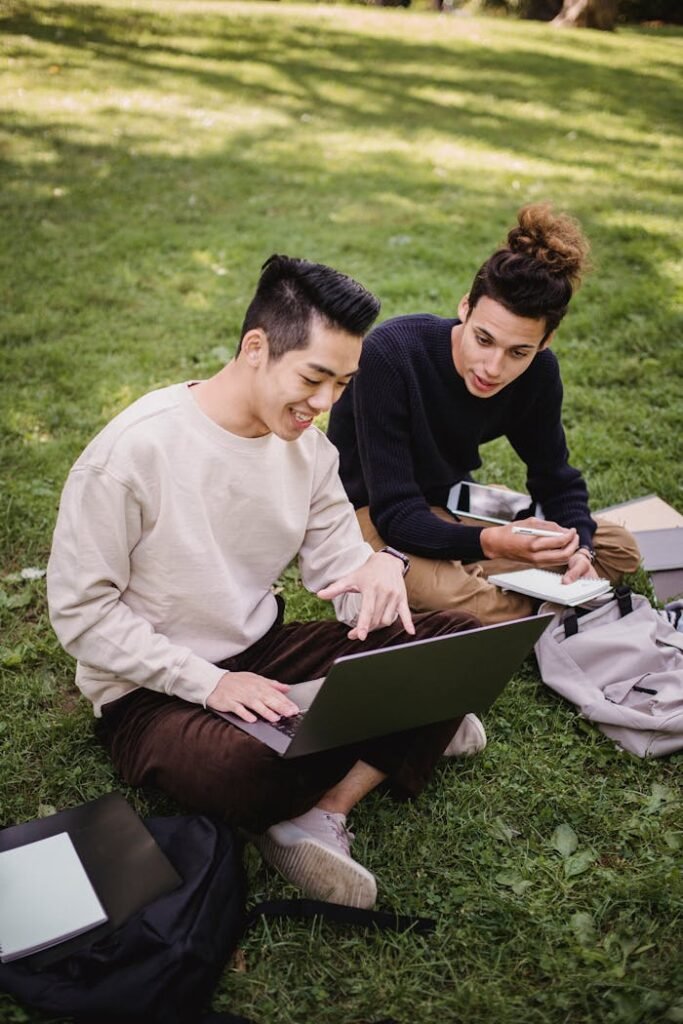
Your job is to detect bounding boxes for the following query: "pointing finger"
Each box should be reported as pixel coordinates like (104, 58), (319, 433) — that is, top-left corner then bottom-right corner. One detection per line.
(397, 597), (415, 635)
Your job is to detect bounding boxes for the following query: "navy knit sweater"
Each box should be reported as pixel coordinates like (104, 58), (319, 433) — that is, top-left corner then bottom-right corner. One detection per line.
(327, 313), (596, 562)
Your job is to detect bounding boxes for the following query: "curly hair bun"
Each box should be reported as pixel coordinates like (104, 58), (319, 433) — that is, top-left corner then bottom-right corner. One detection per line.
(506, 203), (590, 288)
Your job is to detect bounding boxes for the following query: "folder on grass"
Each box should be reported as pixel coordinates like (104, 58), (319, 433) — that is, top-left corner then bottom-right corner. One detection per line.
(0, 793), (181, 966)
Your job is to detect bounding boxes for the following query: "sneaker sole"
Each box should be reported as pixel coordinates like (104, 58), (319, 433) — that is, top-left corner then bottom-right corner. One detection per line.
(253, 832), (377, 909)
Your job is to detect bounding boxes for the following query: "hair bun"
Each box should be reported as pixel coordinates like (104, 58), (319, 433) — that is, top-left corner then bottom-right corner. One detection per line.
(506, 203), (590, 287)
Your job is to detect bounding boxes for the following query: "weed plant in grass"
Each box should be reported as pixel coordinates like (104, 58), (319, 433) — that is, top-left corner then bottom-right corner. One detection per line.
(1, 2), (682, 1022)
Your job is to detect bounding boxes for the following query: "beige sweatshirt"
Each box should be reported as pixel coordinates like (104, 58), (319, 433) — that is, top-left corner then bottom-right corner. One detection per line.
(47, 383), (372, 715)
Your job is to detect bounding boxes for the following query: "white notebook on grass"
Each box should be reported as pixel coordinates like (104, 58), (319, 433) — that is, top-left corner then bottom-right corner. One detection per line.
(0, 831), (107, 962)
(488, 569), (612, 607)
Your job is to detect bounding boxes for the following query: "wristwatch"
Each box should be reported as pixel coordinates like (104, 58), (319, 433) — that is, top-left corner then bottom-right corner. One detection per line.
(379, 546), (411, 577)
(577, 546), (596, 564)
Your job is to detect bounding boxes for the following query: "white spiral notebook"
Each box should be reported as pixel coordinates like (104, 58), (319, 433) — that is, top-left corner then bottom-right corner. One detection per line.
(488, 569), (612, 607)
(0, 831), (107, 962)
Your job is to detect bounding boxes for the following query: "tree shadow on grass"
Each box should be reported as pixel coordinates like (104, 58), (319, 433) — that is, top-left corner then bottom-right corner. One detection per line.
(1, 112), (680, 488)
(3, 1), (682, 149)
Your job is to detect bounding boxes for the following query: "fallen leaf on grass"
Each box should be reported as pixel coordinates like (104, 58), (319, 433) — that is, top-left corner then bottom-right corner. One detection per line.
(495, 871), (533, 895)
(551, 822), (578, 858)
(664, 831), (682, 851)
(570, 911), (597, 946)
(564, 850), (595, 878)
(231, 948), (247, 972)
(0, 646), (24, 667)
(645, 783), (675, 814)
(491, 817), (521, 842)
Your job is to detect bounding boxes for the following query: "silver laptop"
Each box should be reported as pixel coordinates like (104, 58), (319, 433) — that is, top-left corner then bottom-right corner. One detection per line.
(214, 614), (552, 758)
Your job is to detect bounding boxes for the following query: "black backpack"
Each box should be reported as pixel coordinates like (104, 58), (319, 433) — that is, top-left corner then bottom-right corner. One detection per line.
(0, 814), (429, 1023)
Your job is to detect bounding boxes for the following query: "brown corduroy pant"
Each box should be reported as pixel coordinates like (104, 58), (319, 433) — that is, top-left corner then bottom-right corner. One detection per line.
(97, 607), (478, 833)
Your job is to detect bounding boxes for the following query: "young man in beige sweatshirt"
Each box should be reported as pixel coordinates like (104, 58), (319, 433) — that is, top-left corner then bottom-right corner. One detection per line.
(47, 255), (481, 909)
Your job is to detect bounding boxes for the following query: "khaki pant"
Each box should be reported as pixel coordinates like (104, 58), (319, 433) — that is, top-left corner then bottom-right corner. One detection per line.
(357, 506), (641, 626)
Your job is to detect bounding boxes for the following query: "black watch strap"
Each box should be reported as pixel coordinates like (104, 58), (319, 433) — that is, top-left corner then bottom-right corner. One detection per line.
(379, 546), (411, 577)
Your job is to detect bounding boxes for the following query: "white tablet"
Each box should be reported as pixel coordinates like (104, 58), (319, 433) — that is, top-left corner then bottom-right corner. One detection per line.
(447, 481), (543, 525)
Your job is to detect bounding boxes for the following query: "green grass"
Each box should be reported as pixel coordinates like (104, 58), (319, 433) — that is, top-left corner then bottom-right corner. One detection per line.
(1, 2), (682, 1022)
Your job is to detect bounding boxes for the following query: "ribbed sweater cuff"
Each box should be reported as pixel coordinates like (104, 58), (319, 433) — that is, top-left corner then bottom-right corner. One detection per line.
(403, 522), (485, 562)
(170, 654), (226, 707)
(453, 525), (486, 562)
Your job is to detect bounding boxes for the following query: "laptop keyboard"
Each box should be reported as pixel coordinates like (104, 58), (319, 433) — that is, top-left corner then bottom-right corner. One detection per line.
(269, 711), (306, 739)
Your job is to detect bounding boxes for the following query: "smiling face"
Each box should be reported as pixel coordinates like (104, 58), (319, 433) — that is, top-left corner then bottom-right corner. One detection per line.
(243, 314), (362, 441)
(451, 294), (552, 399)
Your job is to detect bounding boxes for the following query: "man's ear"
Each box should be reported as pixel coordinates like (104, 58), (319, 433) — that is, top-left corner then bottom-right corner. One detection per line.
(539, 329), (556, 350)
(457, 294), (470, 321)
(240, 329), (268, 367)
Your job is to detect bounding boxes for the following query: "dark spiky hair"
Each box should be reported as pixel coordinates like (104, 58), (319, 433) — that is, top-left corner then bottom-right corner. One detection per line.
(238, 255), (380, 360)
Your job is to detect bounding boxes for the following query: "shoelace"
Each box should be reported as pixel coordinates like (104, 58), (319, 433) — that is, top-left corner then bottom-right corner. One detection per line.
(324, 813), (354, 856)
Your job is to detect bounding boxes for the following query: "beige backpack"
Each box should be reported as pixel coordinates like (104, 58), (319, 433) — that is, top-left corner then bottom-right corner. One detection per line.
(534, 588), (683, 758)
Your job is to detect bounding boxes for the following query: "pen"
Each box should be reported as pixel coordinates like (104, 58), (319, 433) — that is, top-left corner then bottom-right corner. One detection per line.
(512, 526), (567, 538)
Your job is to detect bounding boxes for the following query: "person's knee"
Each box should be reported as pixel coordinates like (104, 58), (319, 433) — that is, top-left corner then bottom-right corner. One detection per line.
(120, 709), (280, 826)
(595, 524), (642, 575)
(615, 527), (642, 573)
(407, 574), (527, 625)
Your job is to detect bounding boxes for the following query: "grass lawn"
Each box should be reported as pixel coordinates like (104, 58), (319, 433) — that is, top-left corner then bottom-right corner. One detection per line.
(1, 1), (682, 1021)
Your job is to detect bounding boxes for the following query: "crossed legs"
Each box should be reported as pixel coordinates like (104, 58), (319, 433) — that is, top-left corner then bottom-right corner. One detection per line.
(98, 608), (479, 905)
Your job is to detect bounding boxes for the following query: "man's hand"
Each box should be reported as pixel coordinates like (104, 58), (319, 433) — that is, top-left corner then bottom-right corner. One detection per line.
(206, 671), (300, 724)
(480, 517), (580, 566)
(562, 550), (599, 584)
(317, 551), (415, 641)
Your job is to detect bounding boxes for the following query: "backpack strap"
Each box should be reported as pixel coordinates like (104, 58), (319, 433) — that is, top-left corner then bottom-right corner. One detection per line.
(615, 585), (633, 617)
(244, 898), (435, 936)
(563, 610), (579, 639)
(563, 586), (634, 639)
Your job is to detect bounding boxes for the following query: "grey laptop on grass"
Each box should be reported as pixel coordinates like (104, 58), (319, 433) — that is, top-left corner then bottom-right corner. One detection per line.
(214, 613), (552, 758)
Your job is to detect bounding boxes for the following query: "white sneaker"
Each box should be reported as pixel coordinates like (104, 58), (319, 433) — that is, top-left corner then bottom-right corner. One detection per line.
(253, 807), (377, 908)
(443, 713), (487, 758)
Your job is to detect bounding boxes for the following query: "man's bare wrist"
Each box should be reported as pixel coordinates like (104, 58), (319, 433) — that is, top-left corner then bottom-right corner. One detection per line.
(479, 527), (497, 559)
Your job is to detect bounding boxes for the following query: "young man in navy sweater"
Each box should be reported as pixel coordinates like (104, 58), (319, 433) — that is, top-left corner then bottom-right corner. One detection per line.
(328, 204), (640, 627)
